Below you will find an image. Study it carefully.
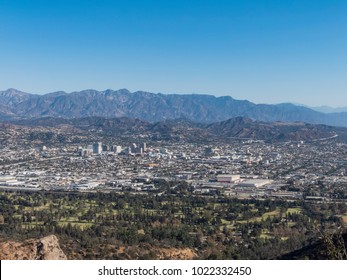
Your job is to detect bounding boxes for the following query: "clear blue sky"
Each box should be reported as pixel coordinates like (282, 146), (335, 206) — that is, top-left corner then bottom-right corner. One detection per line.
(0, 0), (346, 107)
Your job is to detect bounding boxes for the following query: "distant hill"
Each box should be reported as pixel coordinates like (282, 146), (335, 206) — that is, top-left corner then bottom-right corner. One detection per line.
(10, 116), (344, 142)
(205, 117), (340, 141)
(1, 88), (347, 127)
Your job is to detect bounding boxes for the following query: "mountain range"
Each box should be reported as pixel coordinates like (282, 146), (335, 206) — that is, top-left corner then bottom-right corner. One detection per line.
(1, 88), (347, 127)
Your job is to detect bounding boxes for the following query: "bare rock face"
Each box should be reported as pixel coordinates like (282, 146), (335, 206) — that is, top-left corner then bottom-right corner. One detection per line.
(0, 235), (67, 260)
(36, 235), (67, 260)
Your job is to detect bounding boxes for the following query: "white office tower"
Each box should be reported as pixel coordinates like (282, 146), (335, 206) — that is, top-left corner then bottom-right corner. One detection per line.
(129, 143), (137, 154)
(113, 145), (122, 154)
(141, 142), (147, 152)
(93, 142), (102, 154)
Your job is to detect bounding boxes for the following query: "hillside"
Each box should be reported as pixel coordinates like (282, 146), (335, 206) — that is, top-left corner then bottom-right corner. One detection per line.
(0, 235), (67, 260)
(279, 231), (347, 260)
(8, 116), (344, 142)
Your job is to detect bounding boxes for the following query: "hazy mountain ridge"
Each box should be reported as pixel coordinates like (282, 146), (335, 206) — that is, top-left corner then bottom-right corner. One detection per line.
(1, 88), (347, 127)
(310, 105), (347, 114)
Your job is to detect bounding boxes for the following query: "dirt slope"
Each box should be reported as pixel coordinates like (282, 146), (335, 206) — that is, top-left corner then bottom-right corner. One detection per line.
(0, 235), (67, 260)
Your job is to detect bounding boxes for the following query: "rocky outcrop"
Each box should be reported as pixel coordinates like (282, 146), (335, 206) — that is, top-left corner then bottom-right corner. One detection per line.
(0, 235), (67, 260)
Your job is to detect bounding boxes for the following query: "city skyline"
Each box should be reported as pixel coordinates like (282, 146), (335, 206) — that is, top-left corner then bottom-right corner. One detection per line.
(1, 0), (346, 107)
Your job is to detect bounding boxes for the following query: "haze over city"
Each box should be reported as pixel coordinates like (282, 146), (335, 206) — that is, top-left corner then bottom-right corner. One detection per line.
(0, 0), (346, 107)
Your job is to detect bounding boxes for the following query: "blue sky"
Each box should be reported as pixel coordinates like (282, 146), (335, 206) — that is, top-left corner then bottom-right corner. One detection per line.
(0, 0), (346, 107)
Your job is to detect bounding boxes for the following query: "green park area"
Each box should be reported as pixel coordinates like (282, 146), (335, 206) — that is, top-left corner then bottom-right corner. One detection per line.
(0, 189), (346, 259)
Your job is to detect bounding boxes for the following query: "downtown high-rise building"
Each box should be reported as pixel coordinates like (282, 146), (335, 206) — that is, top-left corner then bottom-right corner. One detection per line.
(93, 142), (102, 154)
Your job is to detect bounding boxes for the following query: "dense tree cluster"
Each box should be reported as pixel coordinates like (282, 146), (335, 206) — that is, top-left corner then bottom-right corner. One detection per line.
(0, 188), (346, 259)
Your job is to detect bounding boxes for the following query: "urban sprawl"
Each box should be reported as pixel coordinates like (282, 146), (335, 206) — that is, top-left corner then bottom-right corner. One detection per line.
(1, 136), (347, 204)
